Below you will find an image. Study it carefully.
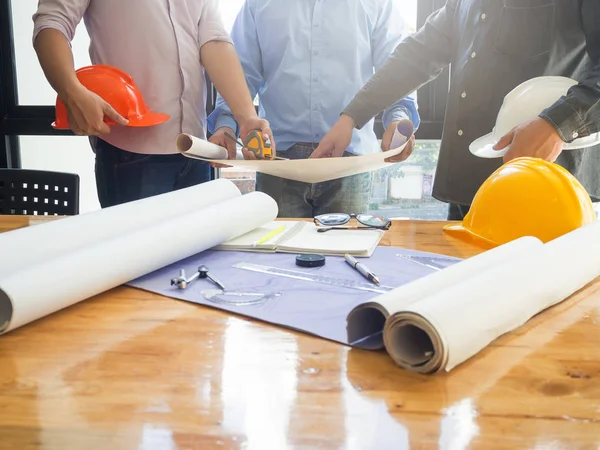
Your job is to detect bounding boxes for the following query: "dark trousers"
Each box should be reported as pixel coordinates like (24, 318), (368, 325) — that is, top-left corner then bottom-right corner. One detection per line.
(447, 203), (471, 221)
(90, 137), (212, 208)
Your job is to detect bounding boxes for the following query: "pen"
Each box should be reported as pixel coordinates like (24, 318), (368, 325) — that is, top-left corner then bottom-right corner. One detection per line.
(344, 253), (380, 285)
(253, 225), (286, 247)
(224, 131), (245, 148)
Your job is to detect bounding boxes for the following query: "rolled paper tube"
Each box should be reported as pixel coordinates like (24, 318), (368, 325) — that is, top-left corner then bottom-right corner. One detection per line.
(176, 133), (229, 160)
(382, 220), (600, 373)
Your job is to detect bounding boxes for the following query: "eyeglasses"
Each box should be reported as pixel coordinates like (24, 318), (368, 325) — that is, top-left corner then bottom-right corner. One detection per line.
(313, 213), (392, 232)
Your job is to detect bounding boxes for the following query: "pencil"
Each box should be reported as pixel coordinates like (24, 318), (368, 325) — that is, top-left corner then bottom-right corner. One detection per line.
(252, 225), (286, 247)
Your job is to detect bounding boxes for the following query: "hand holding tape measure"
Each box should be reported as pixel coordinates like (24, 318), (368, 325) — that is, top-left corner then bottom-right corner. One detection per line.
(225, 130), (287, 160)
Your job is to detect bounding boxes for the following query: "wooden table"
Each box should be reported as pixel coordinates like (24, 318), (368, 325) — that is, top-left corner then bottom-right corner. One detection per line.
(1, 215), (599, 449)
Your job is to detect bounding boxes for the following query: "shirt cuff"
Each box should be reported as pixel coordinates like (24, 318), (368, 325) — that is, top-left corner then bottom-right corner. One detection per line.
(32, 21), (72, 46)
(382, 106), (412, 130)
(539, 98), (591, 144)
(214, 114), (238, 136)
(198, 23), (233, 49)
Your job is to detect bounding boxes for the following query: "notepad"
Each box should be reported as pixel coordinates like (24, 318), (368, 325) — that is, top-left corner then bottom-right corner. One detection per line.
(214, 220), (385, 257)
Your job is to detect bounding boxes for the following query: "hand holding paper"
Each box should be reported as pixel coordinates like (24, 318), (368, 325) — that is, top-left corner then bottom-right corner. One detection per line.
(310, 114), (356, 159)
(206, 127), (238, 169)
(208, 126), (237, 160)
(381, 119), (415, 163)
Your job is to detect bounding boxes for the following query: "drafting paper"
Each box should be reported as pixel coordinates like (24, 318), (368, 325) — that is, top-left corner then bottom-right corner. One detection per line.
(0, 178), (241, 277)
(0, 187), (278, 334)
(346, 236), (543, 350)
(175, 135), (410, 184)
(127, 247), (461, 344)
(383, 221), (600, 373)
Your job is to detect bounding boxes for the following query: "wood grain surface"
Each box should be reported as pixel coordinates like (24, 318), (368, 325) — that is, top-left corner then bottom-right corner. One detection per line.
(1, 215), (599, 450)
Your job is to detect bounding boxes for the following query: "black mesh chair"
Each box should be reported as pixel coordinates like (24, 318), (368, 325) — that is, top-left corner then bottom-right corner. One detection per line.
(0, 169), (80, 216)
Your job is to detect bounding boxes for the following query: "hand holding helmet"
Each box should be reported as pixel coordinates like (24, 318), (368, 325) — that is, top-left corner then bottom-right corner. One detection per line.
(61, 84), (128, 136)
(53, 65), (170, 135)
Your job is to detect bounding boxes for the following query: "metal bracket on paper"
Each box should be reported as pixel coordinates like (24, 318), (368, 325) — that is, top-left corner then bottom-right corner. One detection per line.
(232, 262), (394, 294)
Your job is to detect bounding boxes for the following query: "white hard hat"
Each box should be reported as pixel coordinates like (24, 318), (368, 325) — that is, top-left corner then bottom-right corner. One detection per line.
(470, 76), (600, 158)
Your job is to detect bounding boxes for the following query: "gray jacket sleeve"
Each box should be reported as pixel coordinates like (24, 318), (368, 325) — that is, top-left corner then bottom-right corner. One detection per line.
(343, 0), (458, 129)
(540, 0), (600, 142)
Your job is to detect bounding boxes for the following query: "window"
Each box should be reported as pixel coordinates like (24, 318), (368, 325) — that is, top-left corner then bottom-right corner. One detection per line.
(369, 141), (447, 220)
(6, 0), (99, 211)
(12, 0), (91, 106)
(219, 0), (247, 32)
(18, 136), (101, 213)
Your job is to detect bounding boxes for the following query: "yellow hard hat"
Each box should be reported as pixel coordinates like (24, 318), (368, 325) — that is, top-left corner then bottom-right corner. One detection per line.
(443, 157), (596, 248)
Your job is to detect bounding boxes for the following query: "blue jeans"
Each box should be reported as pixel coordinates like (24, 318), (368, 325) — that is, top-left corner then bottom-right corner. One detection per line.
(90, 137), (212, 208)
(255, 143), (373, 218)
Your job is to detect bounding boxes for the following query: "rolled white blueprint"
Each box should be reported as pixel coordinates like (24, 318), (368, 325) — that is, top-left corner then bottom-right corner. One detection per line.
(382, 220), (600, 373)
(0, 178), (241, 277)
(346, 236), (543, 350)
(176, 125), (414, 184)
(0, 190), (278, 334)
(176, 133), (231, 160)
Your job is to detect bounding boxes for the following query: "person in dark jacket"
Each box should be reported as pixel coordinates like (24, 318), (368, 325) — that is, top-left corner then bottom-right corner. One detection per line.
(313, 0), (600, 220)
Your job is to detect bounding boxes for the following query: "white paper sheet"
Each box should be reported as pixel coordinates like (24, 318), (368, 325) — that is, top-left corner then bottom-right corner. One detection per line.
(175, 134), (410, 184)
(0, 186), (278, 334)
(381, 220), (600, 373)
(0, 178), (241, 277)
(346, 236), (543, 350)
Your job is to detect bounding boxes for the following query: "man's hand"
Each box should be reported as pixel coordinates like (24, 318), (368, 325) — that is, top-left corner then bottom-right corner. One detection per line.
(238, 116), (275, 160)
(310, 114), (355, 158)
(63, 84), (128, 136)
(208, 126), (237, 168)
(493, 117), (564, 163)
(33, 28), (128, 136)
(381, 120), (416, 163)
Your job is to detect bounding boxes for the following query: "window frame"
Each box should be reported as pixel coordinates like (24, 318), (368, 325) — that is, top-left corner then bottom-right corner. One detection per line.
(1, 0), (448, 169)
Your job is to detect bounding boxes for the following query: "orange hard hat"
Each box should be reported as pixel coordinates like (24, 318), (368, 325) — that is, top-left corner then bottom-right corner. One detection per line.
(52, 64), (170, 129)
(443, 157), (596, 248)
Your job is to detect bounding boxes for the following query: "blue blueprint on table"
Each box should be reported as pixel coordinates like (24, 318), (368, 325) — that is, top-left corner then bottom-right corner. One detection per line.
(128, 246), (461, 344)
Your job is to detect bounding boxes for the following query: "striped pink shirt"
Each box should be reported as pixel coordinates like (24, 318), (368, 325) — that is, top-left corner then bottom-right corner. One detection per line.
(33, 0), (232, 155)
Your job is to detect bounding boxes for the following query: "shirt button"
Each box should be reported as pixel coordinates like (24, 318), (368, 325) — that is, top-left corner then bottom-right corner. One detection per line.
(313, 105), (318, 110)
(313, 50), (319, 56)
(471, 51), (477, 59)
(313, 76), (319, 82)
(480, 13), (486, 20)
(572, 132), (579, 139)
(458, 129), (464, 136)
(461, 92), (467, 98)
